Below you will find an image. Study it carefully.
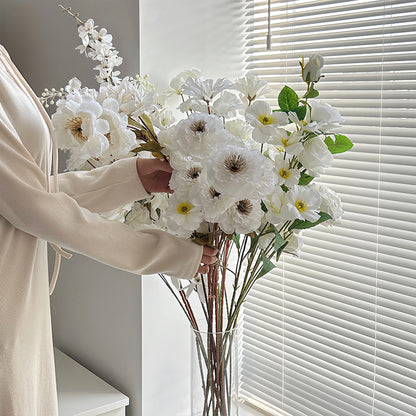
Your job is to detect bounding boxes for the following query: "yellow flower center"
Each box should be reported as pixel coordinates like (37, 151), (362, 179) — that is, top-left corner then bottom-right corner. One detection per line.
(258, 114), (273, 125)
(177, 202), (193, 215)
(279, 168), (291, 179)
(295, 199), (307, 212)
(281, 138), (288, 147)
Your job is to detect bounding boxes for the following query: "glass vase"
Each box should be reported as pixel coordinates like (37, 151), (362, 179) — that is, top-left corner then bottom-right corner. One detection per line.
(191, 325), (239, 416)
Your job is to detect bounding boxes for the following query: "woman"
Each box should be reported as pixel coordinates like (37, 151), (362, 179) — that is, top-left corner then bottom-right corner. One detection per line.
(0, 44), (217, 415)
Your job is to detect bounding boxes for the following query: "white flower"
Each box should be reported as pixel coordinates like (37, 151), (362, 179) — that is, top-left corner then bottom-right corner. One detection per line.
(281, 185), (321, 222)
(190, 183), (235, 223)
(169, 69), (201, 95)
(172, 113), (224, 159)
(182, 77), (233, 102)
(65, 77), (82, 92)
(271, 130), (303, 156)
(225, 119), (253, 142)
(284, 231), (304, 257)
(211, 91), (242, 118)
(309, 101), (344, 132)
(125, 201), (153, 230)
(315, 184), (344, 225)
(208, 145), (270, 199)
(219, 199), (264, 235)
(165, 192), (203, 238)
(169, 163), (205, 192)
(52, 91), (110, 169)
(151, 108), (175, 130)
(298, 135), (333, 177)
(246, 101), (289, 143)
(233, 74), (268, 104)
(99, 97), (137, 158)
(275, 159), (301, 187)
(263, 187), (285, 225)
(302, 54), (324, 83)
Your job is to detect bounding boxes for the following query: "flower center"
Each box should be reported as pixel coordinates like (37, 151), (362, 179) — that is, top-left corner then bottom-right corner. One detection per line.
(190, 120), (207, 134)
(209, 187), (221, 199)
(65, 117), (88, 143)
(237, 199), (253, 215)
(187, 167), (202, 180)
(224, 154), (248, 173)
(295, 199), (307, 212)
(281, 138), (288, 147)
(177, 202), (193, 215)
(279, 168), (291, 179)
(258, 114), (273, 125)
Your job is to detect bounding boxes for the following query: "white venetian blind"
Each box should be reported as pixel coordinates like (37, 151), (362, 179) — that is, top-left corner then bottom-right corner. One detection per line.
(241, 1), (416, 416)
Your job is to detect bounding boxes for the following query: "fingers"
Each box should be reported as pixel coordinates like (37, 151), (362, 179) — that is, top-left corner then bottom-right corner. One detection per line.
(196, 246), (219, 275)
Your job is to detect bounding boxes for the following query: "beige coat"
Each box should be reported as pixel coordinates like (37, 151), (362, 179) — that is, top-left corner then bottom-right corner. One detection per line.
(0, 44), (202, 415)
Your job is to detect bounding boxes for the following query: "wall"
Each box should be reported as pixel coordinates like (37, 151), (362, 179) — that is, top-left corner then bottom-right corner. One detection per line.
(139, 1), (247, 415)
(0, 2), (143, 416)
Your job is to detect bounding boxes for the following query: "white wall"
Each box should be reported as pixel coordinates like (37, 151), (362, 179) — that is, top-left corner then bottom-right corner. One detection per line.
(139, 1), (247, 415)
(0, 2), (143, 416)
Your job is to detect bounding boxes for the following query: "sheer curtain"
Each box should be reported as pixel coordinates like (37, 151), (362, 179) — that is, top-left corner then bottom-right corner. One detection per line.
(240, 1), (416, 415)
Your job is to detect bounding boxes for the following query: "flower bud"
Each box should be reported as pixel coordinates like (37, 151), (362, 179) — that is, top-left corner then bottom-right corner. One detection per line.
(302, 54), (324, 83)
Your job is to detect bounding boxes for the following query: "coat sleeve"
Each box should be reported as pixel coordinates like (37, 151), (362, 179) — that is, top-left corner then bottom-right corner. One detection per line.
(0, 117), (203, 279)
(57, 157), (150, 213)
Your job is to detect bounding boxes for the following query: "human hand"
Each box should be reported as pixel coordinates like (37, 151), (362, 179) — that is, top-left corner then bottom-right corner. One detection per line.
(197, 246), (219, 275)
(136, 157), (173, 194)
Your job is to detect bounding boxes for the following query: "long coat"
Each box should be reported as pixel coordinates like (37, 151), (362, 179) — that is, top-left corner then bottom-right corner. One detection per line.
(0, 44), (202, 415)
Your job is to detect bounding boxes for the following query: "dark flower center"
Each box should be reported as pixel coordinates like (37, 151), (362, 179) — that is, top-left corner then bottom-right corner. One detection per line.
(209, 187), (221, 199)
(224, 154), (248, 173)
(191, 120), (207, 134)
(237, 199), (253, 215)
(187, 166), (202, 180)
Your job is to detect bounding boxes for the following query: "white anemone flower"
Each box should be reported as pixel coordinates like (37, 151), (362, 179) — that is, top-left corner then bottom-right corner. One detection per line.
(173, 113), (223, 159)
(309, 101), (344, 132)
(208, 145), (267, 199)
(169, 163), (205, 192)
(124, 201), (153, 230)
(182, 77), (233, 102)
(165, 192), (203, 238)
(219, 199), (264, 235)
(233, 74), (268, 104)
(298, 135), (333, 177)
(246, 101), (289, 143)
(52, 92), (110, 169)
(275, 159), (301, 187)
(281, 185), (321, 222)
(190, 183), (236, 223)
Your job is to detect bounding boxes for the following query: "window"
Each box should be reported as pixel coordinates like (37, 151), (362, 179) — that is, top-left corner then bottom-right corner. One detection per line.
(241, 1), (416, 415)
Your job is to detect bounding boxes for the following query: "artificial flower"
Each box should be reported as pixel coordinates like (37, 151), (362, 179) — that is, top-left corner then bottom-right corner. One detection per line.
(280, 185), (321, 222)
(298, 135), (333, 177)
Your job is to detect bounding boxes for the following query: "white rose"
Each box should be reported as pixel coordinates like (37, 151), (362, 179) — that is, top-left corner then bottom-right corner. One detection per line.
(298, 135), (333, 177)
(316, 184), (344, 225)
(302, 54), (324, 83)
(309, 101), (344, 132)
(284, 232), (303, 257)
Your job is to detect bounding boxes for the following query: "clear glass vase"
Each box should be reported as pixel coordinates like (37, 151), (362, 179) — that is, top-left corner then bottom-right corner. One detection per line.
(191, 325), (239, 416)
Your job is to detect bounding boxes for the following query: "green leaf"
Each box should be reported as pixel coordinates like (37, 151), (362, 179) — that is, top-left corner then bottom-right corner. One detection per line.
(132, 141), (164, 155)
(304, 87), (319, 99)
(288, 212), (332, 231)
(273, 231), (285, 252)
(298, 171), (314, 186)
(325, 134), (354, 154)
(278, 86), (299, 112)
(258, 253), (276, 278)
(232, 233), (240, 250)
(261, 201), (268, 213)
(139, 113), (157, 137)
(294, 105), (307, 121)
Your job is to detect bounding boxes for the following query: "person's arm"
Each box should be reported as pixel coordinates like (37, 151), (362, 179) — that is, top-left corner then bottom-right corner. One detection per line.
(0, 115), (203, 279)
(57, 157), (150, 214)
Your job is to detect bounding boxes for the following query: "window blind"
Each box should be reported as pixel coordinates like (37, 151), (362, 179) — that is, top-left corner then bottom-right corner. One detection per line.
(241, 1), (416, 416)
